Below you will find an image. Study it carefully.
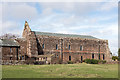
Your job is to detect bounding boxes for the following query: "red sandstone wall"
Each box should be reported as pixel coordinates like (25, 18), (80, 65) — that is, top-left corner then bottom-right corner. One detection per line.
(16, 38), (27, 56)
(2, 47), (19, 60)
(35, 34), (110, 63)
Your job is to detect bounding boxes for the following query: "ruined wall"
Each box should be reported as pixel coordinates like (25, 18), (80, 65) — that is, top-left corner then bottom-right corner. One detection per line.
(63, 38), (107, 53)
(35, 34), (111, 63)
(36, 35), (61, 54)
(2, 47), (19, 60)
(21, 21), (111, 63)
(62, 38), (109, 62)
(1, 21), (111, 64)
(2, 46), (20, 64)
(27, 31), (38, 57)
(15, 38), (27, 60)
(22, 21), (38, 57)
(36, 35), (61, 63)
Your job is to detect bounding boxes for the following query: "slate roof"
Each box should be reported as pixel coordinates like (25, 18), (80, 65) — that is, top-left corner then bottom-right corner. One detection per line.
(34, 31), (98, 39)
(0, 39), (19, 47)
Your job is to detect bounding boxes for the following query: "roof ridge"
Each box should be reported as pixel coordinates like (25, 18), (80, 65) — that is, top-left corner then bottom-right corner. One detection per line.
(0, 38), (15, 40)
(34, 31), (94, 37)
(33, 31), (98, 39)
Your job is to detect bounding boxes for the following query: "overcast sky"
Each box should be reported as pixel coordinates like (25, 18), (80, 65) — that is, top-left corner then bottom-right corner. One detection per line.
(0, 0), (118, 56)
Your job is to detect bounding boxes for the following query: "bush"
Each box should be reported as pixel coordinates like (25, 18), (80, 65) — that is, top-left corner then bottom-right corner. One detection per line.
(102, 60), (106, 64)
(67, 61), (73, 64)
(99, 60), (106, 64)
(112, 56), (118, 61)
(34, 61), (46, 65)
(25, 58), (35, 64)
(58, 60), (63, 64)
(85, 59), (99, 64)
(85, 59), (106, 64)
(118, 58), (120, 61)
(82, 60), (85, 62)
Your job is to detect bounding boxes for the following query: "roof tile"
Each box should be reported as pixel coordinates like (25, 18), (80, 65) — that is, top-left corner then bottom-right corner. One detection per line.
(34, 31), (98, 39)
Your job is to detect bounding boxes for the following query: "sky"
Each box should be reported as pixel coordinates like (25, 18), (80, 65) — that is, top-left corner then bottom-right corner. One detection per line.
(0, 0), (118, 56)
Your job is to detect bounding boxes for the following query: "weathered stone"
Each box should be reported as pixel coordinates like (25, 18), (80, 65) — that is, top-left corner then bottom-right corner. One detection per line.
(1, 21), (112, 64)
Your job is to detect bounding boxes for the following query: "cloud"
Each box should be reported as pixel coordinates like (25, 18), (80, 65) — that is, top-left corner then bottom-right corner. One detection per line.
(87, 23), (118, 55)
(100, 2), (118, 11)
(39, 2), (117, 17)
(0, 3), (2, 20)
(1, 2), (39, 36)
(0, 3), (2, 35)
(1, 0), (118, 2)
(29, 2), (117, 31)
(39, 2), (100, 15)
(2, 3), (38, 21)
(1, 2), (118, 56)
(0, 21), (22, 35)
(30, 10), (117, 34)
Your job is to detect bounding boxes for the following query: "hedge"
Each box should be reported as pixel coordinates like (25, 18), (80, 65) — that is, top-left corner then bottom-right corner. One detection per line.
(85, 59), (106, 64)
(67, 61), (73, 64)
(85, 59), (99, 64)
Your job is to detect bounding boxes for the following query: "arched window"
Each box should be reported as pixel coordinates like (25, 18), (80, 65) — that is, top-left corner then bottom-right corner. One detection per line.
(81, 56), (83, 63)
(69, 56), (71, 61)
(99, 54), (100, 60)
(10, 48), (12, 53)
(69, 45), (71, 50)
(42, 44), (44, 49)
(56, 44), (58, 50)
(92, 54), (94, 59)
(80, 46), (83, 51)
(103, 54), (105, 60)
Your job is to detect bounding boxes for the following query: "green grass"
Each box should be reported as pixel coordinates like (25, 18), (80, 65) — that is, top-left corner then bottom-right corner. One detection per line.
(2, 63), (118, 78)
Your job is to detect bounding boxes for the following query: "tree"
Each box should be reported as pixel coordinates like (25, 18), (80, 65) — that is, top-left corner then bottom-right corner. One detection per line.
(0, 33), (19, 39)
(118, 48), (120, 61)
(112, 56), (118, 61)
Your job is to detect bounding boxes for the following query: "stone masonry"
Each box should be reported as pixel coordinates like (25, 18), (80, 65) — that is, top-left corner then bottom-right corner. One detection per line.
(1, 21), (112, 64)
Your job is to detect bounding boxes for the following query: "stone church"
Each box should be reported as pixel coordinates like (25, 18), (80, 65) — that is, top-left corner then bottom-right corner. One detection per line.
(0, 21), (112, 64)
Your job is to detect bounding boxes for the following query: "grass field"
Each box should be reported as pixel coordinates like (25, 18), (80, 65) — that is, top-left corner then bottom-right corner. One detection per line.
(2, 63), (118, 78)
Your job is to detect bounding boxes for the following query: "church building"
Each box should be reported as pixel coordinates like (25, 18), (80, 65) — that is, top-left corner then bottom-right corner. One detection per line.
(0, 21), (112, 64)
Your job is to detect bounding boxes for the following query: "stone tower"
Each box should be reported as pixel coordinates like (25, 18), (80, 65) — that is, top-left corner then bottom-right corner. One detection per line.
(22, 21), (38, 57)
(22, 21), (31, 38)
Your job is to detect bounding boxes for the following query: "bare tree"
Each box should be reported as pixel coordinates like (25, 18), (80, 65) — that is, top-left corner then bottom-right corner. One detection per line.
(0, 33), (20, 39)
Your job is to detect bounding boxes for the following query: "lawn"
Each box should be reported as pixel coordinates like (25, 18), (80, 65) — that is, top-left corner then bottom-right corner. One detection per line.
(2, 63), (118, 78)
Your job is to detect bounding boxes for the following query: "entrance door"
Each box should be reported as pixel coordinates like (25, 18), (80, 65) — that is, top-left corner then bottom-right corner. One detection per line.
(69, 56), (71, 61)
(81, 56), (83, 63)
